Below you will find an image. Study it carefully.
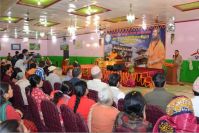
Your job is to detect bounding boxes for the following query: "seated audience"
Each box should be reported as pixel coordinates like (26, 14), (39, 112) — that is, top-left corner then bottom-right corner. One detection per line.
(26, 63), (37, 78)
(153, 96), (199, 132)
(191, 76), (199, 117)
(46, 66), (61, 87)
(29, 74), (49, 111)
(0, 120), (29, 133)
(1, 64), (13, 83)
(60, 81), (74, 96)
(68, 81), (95, 122)
(69, 67), (82, 86)
(15, 54), (31, 74)
(108, 73), (125, 104)
(87, 65), (108, 92)
(88, 87), (119, 133)
(63, 67), (73, 81)
(15, 71), (30, 105)
(52, 90), (69, 108)
(113, 91), (152, 132)
(35, 61), (46, 80)
(144, 73), (175, 112)
(11, 51), (19, 66)
(0, 82), (37, 132)
(6, 53), (12, 61)
(0, 82), (23, 121)
(10, 67), (22, 83)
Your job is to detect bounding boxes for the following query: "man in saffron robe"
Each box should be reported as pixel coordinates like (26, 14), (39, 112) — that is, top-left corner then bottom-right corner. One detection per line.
(146, 29), (165, 69)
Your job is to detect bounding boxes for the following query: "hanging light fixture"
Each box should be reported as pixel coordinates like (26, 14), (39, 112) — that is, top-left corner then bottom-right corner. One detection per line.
(67, 17), (77, 36)
(141, 15), (147, 30)
(126, 3), (135, 23)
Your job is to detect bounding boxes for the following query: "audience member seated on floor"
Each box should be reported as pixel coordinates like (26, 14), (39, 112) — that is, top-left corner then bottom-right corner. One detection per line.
(1, 64), (13, 83)
(61, 81), (74, 96)
(26, 63), (37, 78)
(63, 67), (73, 81)
(69, 67), (82, 86)
(0, 82), (23, 121)
(87, 65), (108, 92)
(113, 91), (152, 132)
(15, 71), (30, 106)
(10, 67), (23, 83)
(153, 96), (199, 132)
(52, 90), (69, 108)
(68, 81), (95, 123)
(46, 66), (61, 88)
(191, 76), (199, 117)
(108, 73), (125, 104)
(88, 87), (119, 133)
(0, 120), (29, 133)
(29, 74), (49, 111)
(35, 61), (46, 80)
(144, 73), (175, 112)
(11, 51), (19, 66)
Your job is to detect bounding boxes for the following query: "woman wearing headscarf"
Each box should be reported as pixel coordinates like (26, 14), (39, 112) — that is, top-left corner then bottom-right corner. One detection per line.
(153, 96), (199, 132)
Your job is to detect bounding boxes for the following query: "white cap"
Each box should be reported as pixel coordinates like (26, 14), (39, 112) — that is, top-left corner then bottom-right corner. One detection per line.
(48, 66), (57, 72)
(91, 65), (101, 75)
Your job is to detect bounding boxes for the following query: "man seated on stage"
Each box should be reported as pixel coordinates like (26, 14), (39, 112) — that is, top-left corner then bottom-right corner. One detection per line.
(146, 28), (165, 69)
(87, 66), (108, 92)
(108, 49), (118, 60)
(144, 73), (175, 112)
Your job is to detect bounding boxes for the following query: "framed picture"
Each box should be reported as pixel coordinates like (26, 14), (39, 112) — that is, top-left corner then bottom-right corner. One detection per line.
(29, 43), (40, 50)
(11, 44), (21, 50)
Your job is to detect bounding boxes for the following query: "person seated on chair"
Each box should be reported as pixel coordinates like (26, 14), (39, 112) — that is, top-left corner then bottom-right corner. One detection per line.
(15, 70), (30, 106)
(35, 61), (46, 80)
(88, 87), (119, 133)
(69, 67), (82, 86)
(87, 66), (108, 92)
(113, 91), (152, 132)
(108, 49), (118, 60)
(153, 96), (199, 132)
(68, 81), (95, 123)
(191, 76), (199, 117)
(63, 67), (73, 82)
(28, 74), (49, 112)
(46, 66), (61, 88)
(26, 63), (37, 78)
(144, 73), (175, 112)
(108, 73), (125, 104)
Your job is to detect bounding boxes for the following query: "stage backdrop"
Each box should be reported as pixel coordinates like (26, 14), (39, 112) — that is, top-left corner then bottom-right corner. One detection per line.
(104, 25), (166, 67)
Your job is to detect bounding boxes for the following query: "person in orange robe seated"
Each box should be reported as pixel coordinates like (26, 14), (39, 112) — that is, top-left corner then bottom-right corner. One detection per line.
(108, 49), (118, 60)
(146, 28), (165, 69)
(68, 80), (95, 123)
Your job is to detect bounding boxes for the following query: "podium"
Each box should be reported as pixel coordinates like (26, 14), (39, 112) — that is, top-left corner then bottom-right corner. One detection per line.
(164, 63), (178, 85)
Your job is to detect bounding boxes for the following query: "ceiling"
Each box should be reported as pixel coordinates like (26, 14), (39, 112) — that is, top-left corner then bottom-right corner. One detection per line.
(0, 0), (198, 39)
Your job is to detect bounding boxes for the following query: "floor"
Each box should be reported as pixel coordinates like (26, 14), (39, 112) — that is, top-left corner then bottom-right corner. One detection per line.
(56, 68), (194, 99)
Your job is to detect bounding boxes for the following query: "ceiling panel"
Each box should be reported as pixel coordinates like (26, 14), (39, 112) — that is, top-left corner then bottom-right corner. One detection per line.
(0, 0), (198, 38)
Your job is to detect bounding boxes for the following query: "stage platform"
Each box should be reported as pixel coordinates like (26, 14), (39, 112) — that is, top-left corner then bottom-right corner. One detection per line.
(62, 64), (164, 88)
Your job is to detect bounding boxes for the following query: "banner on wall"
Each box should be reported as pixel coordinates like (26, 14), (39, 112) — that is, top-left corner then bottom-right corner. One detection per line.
(104, 25), (166, 69)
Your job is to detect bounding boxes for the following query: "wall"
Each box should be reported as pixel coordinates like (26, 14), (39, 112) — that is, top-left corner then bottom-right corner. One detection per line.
(166, 20), (199, 59)
(47, 33), (103, 57)
(0, 38), (48, 56)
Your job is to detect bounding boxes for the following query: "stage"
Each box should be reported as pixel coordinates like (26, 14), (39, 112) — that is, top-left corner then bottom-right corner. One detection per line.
(62, 64), (164, 88)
